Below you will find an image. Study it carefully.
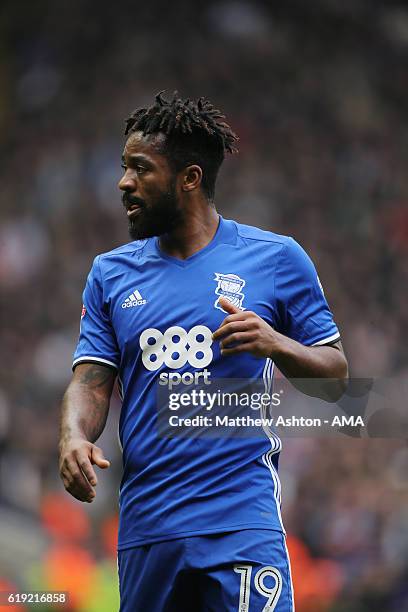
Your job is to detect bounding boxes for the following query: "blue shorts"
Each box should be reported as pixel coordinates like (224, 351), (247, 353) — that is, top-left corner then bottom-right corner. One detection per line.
(118, 529), (294, 611)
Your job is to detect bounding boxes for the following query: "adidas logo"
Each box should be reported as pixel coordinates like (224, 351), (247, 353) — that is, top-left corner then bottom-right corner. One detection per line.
(121, 289), (147, 308)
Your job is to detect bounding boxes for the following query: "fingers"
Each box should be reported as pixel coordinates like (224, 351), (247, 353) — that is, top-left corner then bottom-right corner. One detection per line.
(60, 456), (96, 503)
(213, 312), (257, 354)
(78, 453), (98, 486)
(59, 442), (110, 503)
(91, 446), (111, 469)
(220, 331), (254, 351)
(220, 342), (256, 356)
(217, 296), (240, 314)
(218, 313), (248, 333)
(213, 320), (251, 341)
(213, 307), (271, 358)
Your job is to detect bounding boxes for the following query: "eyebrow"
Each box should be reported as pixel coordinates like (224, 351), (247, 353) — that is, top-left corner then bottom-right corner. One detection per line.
(122, 153), (151, 164)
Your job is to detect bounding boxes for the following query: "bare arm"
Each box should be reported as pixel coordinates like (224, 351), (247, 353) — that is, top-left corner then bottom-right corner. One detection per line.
(213, 297), (348, 401)
(59, 363), (116, 502)
(271, 338), (348, 400)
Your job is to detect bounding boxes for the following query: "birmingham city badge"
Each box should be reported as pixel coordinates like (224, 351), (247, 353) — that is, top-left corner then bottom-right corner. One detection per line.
(214, 273), (246, 312)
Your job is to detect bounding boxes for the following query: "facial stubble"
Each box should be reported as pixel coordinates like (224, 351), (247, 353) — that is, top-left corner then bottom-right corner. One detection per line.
(127, 178), (183, 240)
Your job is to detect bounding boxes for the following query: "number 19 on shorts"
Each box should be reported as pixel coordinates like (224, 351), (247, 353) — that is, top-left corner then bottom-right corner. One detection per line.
(234, 565), (283, 611)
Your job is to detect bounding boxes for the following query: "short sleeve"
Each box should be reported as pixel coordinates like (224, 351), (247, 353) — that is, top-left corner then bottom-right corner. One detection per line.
(72, 256), (120, 370)
(274, 238), (340, 346)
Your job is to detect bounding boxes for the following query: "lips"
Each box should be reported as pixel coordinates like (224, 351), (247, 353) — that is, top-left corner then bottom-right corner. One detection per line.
(123, 194), (144, 218)
(127, 205), (142, 218)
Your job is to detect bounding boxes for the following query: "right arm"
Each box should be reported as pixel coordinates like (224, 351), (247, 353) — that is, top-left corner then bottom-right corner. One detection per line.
(59, 363), (116, 503)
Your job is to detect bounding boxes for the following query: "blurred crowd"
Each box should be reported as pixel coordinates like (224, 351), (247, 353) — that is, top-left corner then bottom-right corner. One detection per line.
(0, 0), (407, 609)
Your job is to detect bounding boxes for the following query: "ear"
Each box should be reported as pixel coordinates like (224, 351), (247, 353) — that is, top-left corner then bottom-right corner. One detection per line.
(181, 164), (202, 192)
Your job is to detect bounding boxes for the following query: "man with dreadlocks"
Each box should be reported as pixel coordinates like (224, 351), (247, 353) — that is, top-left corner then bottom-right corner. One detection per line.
(59, 92), (347, 611)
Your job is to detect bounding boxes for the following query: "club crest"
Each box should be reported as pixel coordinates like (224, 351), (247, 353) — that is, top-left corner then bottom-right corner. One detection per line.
(214, 273), (246, 312)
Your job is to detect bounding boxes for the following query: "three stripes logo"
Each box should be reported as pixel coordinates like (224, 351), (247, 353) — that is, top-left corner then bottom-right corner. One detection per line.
(121, 289), (147, 308)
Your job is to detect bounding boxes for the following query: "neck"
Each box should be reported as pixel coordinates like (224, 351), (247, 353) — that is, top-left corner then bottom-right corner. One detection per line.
(159, 199), (219, 260)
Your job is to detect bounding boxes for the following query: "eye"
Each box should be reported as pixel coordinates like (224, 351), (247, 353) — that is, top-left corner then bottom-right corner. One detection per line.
(121, 162), (147, 174)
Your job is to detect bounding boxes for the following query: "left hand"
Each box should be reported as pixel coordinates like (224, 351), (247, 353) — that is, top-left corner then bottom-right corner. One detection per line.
(212, 297), (278, 358)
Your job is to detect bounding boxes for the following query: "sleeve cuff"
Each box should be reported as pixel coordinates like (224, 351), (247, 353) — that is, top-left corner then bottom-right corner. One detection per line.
(72, 356), (119, 371)
(311, 333), (341, 346)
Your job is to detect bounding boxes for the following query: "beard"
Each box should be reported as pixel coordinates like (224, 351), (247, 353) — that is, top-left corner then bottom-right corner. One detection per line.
(126, 179), (183, 240)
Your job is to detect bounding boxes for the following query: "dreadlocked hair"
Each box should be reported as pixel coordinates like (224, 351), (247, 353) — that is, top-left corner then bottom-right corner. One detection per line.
(124, 91), (239, 201)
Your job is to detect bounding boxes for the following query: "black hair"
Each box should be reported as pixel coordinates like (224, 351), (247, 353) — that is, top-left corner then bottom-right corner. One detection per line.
(124, 91), (239, 200)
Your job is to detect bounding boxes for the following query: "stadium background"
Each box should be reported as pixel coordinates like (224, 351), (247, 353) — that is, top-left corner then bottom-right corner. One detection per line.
(0, 0), (407, 610)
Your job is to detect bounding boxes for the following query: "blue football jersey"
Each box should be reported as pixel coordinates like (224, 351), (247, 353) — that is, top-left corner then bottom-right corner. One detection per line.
(73, 217), (340, 549)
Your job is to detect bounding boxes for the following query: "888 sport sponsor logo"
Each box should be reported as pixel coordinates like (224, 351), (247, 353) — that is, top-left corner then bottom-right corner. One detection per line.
(139, 325), (213, 371)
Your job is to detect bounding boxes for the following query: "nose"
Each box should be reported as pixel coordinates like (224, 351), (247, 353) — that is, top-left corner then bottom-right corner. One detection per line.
(118, 170), (137, 192)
